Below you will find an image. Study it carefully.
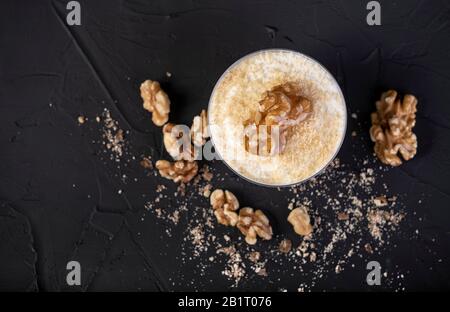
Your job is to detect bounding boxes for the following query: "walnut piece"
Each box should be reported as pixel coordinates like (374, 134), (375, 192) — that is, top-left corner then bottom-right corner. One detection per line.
(191, 109), (209, 146)
(247, 251), (261, 263)
(163, 123), (195, 160)
(370, 90), (417, 166)
(155, 160), (198, 183)
(287, 207), (313, 236)
(244, 83), (311, 156)
(210, 189), (239, 226)
(140, 157), (153, 169)
(337, 212), (349, 221)
(140, 80), (170, 126)
(279, 239), (292, 253)
(237, 207), (273, 245)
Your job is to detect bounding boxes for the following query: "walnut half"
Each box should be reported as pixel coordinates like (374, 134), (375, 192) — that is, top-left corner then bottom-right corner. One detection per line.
(370, 90), (418, 166)
(244, 82), (312, 156)
(155, 160), (198, 183)
(163, 123), (195, 160)
(140, 80), (170, 126)
(237, 207), (273, 245)
(279, 239), (292, 253)
(210, 189), (239, 226)
(191, 109), (209, 146)
(287, 207), (313, 236)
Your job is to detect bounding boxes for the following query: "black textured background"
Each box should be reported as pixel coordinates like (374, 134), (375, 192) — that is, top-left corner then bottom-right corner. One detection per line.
(1, 0), (450, 292)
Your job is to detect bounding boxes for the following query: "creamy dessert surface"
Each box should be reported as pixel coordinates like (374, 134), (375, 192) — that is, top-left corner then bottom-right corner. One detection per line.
(209, 50), (346, 185)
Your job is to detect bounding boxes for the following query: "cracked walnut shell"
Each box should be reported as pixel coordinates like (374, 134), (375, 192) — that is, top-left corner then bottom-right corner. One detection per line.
(287, 207), (313, 236)
(237, 208), (273, 245)
(191, 109), (209, 146)
(155, 159), (198, 183)
(140, 80), (170, 126)
(210, 189), (239, 226)
(370, 90), (418, 166)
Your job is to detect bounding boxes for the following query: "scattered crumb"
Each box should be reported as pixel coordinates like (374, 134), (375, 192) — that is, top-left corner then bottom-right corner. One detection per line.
(101, 108), (126, 161)
(337, 212), (349, 221)
(364, 243), (374, 254)
(217, 246), (246, 286)
(373, 196), (388, 207)
(367, 209), (405, 242)
(202, 183), (212, 198)
(201, 166), (213, 182)
(247, 251), (261, 263)
(131, 107), (413, 291)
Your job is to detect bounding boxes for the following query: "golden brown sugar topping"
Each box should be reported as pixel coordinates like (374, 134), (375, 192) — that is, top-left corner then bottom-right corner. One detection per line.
(244, 82), (312, 156)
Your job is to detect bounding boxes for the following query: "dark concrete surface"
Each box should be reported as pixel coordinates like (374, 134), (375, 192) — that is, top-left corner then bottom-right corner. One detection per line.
(0, 0), (449, 291)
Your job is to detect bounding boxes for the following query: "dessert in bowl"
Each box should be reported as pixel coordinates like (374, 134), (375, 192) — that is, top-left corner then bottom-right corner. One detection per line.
(208, 49), (347, 186)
